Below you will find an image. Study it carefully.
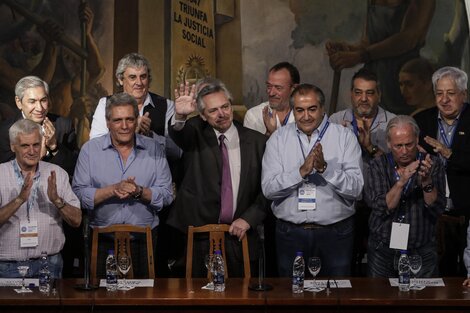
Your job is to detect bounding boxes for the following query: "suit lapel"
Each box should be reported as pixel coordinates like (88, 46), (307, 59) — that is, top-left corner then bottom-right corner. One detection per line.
(202, 122), (222, 173)
(236, 125), (251, 212)
(452, 104), (468, 149)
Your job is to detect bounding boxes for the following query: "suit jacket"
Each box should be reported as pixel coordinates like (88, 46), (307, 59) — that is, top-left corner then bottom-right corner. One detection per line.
(167, 117), (268, 259)
(414, 105), (470, 216)
(0, 110), (77, 177)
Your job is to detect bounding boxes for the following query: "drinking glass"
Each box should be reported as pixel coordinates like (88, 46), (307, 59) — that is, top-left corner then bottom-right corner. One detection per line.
(308, 257), (321, 288)
(17, 259), (30, 293)
(204, 254), (214, 289)
(409, 254), (422, 290)
(117, 255), (132, 290)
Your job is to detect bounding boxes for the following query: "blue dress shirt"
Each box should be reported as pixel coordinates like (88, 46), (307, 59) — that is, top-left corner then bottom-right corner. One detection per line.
(72, 134), (173, 229)
(261, 116), (364, 225)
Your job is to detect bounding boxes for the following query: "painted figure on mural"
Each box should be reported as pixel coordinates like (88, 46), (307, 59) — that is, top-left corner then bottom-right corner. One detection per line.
(326, 0), (435, 115)
(0, 1), (108, 146)
(398, 57), (435, 117)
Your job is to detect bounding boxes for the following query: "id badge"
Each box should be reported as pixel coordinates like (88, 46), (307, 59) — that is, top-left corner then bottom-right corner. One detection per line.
(298, 183), (316, 211)
(20, 220), (38, 248)
(389, 222), (409, 250)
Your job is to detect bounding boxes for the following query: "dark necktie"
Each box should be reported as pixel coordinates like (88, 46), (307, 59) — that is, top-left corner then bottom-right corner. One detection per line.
(219, 134), (233, 224)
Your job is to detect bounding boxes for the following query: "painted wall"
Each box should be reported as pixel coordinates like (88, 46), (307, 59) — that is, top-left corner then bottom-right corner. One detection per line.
(240, 0), (469, 113)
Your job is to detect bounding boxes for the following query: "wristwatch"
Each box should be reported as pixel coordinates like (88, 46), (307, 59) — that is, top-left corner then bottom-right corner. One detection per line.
(54, 198), (66, 210)
(422, 183), (434, 193)
(133, 185), (143, 200)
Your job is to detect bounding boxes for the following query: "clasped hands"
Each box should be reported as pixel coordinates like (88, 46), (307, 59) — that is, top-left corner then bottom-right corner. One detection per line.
(113, 177), (140, 199)
(136, 112), (152, 136)
(40, 117), (58, 158)
(397, 153), (433, 187)
(299, 143), (327, 178)
(325, 40), (363, 71)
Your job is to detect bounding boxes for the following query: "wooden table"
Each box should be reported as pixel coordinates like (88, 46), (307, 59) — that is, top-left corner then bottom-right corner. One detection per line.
(0, 278), (469, 312)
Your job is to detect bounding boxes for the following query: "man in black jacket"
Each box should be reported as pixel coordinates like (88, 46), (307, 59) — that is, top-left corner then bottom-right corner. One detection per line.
(0, 76), (77, 176)
(168, 82), (267, 277)
(414, 66), (470, 276)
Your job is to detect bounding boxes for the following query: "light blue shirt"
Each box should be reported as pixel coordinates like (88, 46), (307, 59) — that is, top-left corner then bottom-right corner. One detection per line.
(261, 116), (364, 225)
(329, 107), (395, 188)
(329, 107), (395, 154)
(72, 134), (173, 229)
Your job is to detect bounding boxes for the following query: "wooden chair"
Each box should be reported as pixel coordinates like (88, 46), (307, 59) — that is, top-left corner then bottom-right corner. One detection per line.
(90, 224), (155, 280)
(185, 224), (251, 278)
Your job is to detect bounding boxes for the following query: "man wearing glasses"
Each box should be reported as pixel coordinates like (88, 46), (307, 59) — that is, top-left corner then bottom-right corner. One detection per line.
(365, 115), (445, 277)
(244, 62), (299, 136)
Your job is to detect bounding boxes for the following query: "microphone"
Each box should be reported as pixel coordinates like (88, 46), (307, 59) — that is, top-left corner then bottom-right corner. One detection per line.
(249, 224), (272, 291)
(75, 211), (97, 290)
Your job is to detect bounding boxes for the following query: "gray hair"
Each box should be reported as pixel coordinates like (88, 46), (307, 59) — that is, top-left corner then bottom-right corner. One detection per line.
(115, 53), (152, 88)
(15, 76), (49, 101)
(105, 93), (139, 120)
(386, 115), (420, 141)
(196, 82), (233, 113)
(195, 77), (225, 94)
(9, 119), (43, 145)
(289, 83), (325, 109)
(432, 66), (468, 93)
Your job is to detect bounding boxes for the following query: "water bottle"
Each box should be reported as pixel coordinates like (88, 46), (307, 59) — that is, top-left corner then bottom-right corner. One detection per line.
(212, 250), (225, 292)
(105, 250), (118, 291)
(292, 251), (305, 294)
(398, 250), (410, 292)
(39, 251), (51, 294)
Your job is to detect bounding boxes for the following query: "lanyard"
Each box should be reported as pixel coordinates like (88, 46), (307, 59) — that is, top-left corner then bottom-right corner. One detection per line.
(298, 119), (330, 160)
(387, 152), (422, 222)
(281, 110), (292, 126)
(12, 160), (40, 222)
(350, 109), (377, 137)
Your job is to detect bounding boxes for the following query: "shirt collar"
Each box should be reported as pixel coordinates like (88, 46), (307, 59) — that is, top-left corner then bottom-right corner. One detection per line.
(437, 103), (466, 124)
(143, 93), (155, 109)
(12, 159), (40, 179)
(214, 122), (236, 142)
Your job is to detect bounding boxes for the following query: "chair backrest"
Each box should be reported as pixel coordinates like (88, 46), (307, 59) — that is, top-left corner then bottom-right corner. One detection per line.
(90, 224), (155, 280)
(185, 224), (251, 278)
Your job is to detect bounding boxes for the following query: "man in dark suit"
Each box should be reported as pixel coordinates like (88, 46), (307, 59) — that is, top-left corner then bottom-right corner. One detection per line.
(0, 76), (77, 177)
(168, 81), (267, 277)
(414, 66), (470, 276)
